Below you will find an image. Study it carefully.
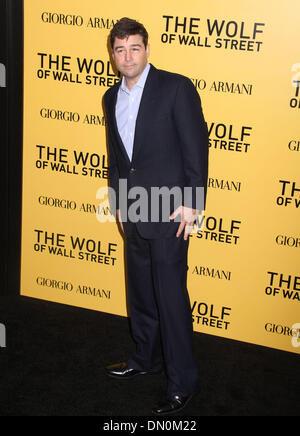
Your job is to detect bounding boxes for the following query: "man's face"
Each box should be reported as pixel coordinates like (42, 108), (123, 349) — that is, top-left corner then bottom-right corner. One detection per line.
(112, 34), (150, 81)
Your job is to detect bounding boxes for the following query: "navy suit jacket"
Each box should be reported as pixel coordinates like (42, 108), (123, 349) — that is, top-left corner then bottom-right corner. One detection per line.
(103, 63), (209, 239)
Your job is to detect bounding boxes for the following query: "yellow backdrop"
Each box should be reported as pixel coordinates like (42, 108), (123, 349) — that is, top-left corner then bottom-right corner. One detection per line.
(21, 0), (300, 354)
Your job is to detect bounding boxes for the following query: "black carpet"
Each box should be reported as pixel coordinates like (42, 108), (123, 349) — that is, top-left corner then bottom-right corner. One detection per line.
(0, 295), (299, 417)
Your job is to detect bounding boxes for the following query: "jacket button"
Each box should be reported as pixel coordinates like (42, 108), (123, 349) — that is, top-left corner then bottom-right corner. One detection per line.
(130, 168), (136, 173)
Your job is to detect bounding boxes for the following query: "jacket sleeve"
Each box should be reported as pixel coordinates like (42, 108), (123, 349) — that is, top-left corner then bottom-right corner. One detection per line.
(103, 94), (120, 214)
(172, 77), (209, 211)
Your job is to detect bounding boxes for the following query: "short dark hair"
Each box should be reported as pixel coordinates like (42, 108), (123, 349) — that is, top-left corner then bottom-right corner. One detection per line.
(110, 17), (148, 50)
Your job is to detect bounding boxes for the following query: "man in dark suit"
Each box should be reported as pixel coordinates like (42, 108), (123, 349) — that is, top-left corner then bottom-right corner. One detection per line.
(103, 18), (209, 415)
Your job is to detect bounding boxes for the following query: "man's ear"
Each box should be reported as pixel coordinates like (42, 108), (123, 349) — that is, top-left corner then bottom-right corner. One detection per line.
(146, 44), (150, 59)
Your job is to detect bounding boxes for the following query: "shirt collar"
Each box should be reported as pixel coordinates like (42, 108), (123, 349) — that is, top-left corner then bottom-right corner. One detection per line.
(120, 62), (151, 94)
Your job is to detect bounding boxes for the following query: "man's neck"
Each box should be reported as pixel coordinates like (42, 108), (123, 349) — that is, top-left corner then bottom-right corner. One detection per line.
(124, 63), (149, 91)
(125, 76), (140, 91)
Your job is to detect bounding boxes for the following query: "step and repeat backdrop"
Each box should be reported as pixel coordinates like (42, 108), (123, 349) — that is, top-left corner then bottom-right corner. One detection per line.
(21, 0), (300, 354)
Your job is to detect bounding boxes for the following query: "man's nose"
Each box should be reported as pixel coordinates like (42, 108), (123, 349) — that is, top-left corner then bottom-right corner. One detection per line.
(125, 50), (132, 62)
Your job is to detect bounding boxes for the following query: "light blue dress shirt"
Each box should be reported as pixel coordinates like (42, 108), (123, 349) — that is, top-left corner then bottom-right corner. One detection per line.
(115, 62), (151, 161)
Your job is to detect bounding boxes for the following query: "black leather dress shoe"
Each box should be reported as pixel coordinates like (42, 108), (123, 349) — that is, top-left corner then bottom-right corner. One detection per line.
(152, 393), (194, 415)
(105, 362), (158, 379)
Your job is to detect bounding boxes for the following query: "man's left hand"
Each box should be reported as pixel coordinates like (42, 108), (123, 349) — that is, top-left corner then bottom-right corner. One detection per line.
(169, 206), (199, 240)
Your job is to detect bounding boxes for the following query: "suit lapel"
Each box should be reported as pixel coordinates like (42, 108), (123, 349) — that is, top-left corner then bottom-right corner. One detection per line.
(108, 81), (132, 167)
(131, 64), (159, 164)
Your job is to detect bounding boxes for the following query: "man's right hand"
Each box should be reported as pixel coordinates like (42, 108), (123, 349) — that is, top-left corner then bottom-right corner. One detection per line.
(117, 209), (124, 233)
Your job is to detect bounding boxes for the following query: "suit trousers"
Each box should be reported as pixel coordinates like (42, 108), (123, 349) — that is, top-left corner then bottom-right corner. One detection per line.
(125, 223), (200, 397)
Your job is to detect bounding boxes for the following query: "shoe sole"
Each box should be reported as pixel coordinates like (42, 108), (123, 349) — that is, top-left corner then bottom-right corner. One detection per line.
(151, 395), (194, 416)
(106, 370), (162, 380)
(106, 372), (147, 380)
